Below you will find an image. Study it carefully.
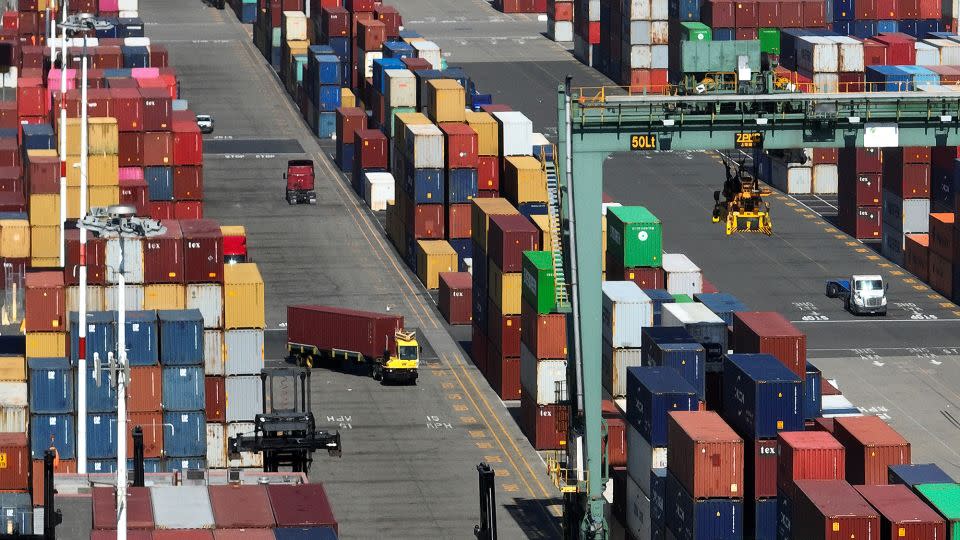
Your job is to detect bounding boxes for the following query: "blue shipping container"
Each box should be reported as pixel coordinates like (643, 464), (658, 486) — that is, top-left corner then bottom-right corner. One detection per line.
(866, 65), (911, 91)
(124, 310), (159, 366)
(104, 69), (133, 78)
(441, 67), (470, 93)
(86, 367), (118, 413)
(776, 489), (794, 540)
(157, 310), (203, 365)
(877, 20), (898, 33)
(713, 28), (734, 41)
(642, 289), (675, 326)
(750, 498), (777, 540)
(651, 468), (667, 535)
(665, 472), (743, 540)
(131, 458), (163, 473)
(804, 362), (822, 421)
(693, 293), (749, 326)
(0, 492), (33, 535)
(273, 527), (340, 540)
(898, 64), (940, 87)
(28, 357), (74, 414)
(446, 168), (478, 204)
(448, 238), (472, 272)
(85, 412), (118, 459)
(852, 20), (876, 39)
(30, 413), (75, 459)
(312, 54), (342, 85)
(624, 366), (700, 446)
(668, 0), (700, 20)
(316, 85), (341, 112)
(327, 37), (350, 63)
(833, 0), (853, 20)
(373, 57), (406, 94)
(383, 40), (415, 59)
(469, 91), (492, 111)
(888, 463), (956, 488)
(722, 354), (803, 439)
(70, 311), (115, 366)
(121, 46), (149, 68)
(336, 142), (355, 173)
(162, 366), (205, 411)
(96, 18), (121, 38)
(832, 21), (853, 35)
(317, 112), (336, 139)
(643, 338), (706, 400)
(162, 411), (205, 457)
(88, 459), (117, 473)
(145, 167), (174, 201)
(518, 203), (548, 218)
(163, 456), (207, 471)
(21, 124), (55, 150)
(405, 167), (444, 203)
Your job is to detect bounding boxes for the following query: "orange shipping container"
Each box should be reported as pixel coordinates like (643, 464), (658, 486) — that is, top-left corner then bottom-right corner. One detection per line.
(127, 366), (162, 413)
(0, 433), (30, 491)
(126, 412), (164, 458)
(667, 411), (744, 498)
(929, 212), (955, 261)
(833, 415), (910, 485)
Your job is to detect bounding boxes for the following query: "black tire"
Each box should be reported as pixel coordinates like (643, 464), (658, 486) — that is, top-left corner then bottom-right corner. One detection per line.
(826, 284), (838, 298)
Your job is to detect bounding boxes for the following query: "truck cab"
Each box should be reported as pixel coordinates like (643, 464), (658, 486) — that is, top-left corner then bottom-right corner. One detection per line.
(285, 159), (317, 205)
(826, 274), (887, 316)
(376, 330), (420, 383)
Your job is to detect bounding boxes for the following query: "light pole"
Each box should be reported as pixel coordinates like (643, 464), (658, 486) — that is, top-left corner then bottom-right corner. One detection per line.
(82, 206), (165, 540)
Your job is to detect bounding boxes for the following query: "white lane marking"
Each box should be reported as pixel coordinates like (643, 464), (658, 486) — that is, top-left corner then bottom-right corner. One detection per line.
(792, 318), (960, 323)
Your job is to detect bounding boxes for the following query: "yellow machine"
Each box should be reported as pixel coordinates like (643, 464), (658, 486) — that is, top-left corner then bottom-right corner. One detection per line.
(712, 156), (773, 235)
(378, 330), (420, 379)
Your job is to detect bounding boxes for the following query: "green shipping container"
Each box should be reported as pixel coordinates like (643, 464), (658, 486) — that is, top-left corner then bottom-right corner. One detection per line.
(679, 22), (712, 42)
(916, 483), (960, 540)
(679, 40), (761, 74)
(607, 206), (662, 268)
(522, 251), (556, 315)
(758, 28), (780, 55)
(672, 294), (694, 303)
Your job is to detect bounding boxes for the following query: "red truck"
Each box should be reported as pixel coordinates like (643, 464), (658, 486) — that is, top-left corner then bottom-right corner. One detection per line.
(285, 159), (317, 205)
(286, 305), (420, 383)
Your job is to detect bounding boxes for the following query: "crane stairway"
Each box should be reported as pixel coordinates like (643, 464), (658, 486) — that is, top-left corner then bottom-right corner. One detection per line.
(541, 148), (571, 313)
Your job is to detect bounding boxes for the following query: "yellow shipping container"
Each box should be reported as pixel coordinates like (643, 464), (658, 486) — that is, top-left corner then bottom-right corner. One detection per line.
(0, 356), (26, 381)
(220, 225), (246, 238)
(223, 263), (265, 329)
(88, 185), (120, 208)
(29, 194), (60, 226)
(26, 332), (66, 358)
(31, 225), (61, 259)
(143, 284), (186, 310)
(59, 117), (119, 155)
(487, 260), (522, 315)
(31, 257), (60, 268)
(393, 112), (431, 147)
(287, 39), (310, 55)
(66, 285), (105, 313)
(341, 88), (356, 108)
(416, 240), (458, 290)
(66, 186), (81, 218)
(425, 79), (466, 123)
(66, 154), (120, 187)
(504, 156), (548, 203)
(0, 219), (30, 258)
(403, 36), (426, 44)
(471, 197), (519, 253)
(465, 111), (499, 156)
(601, 214), (607, 271)
(530, 215), (552, 253)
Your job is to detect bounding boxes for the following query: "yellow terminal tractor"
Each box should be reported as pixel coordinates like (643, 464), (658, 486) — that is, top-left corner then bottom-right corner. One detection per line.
(712, 156), (773, 236)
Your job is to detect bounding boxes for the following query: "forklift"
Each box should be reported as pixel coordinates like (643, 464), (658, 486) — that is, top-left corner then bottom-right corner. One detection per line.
(712, 155), (773, 235)
(228, 368), (342, 473)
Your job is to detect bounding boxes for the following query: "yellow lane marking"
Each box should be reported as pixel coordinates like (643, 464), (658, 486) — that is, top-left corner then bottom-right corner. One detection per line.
(485, 455), (503, 463)
(469, 430), (486, 439)
(890, 270), (904, 276)
(855, 248), (867, 253)
(954, 311), (960, 317)
(503, 484), (520, 493)
(495, 469), (511, 477)
(835, 234), (848, 239)
(879, 263), (892, 268)
(940, 302), (955, 308)
(476, 442), (493, 449)
(914, 285), (928, 291)
(903, 278), (917, 284)
(846, 241), (859, 246)
(447, 393), (463, 401)
(453, 404), (468, 412)
(867, 255), (880, 260)
(824, 227), (838, 233)
(785, 202), (797, 207)
(441, 382), (455, 389)
(462, 416), (478, 424)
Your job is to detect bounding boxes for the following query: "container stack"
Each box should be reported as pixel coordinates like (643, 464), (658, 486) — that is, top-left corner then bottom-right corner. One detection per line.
(573, 0), (599, 67)
(440, 121), (479, 269)
(605, 206), (665, 290)
(351, 128), (388, 195)
(317, 6), (352, 88)
(548, 0), (574, 42)
(838, 147), (883, 240)
(157, 309), (207, 472)
(600, 281), (651, 399)
(926, 212), (957, 298)
(494, 0), (545, 14)
(881, 146), (932, 265)
(304, 51), (343, 138)
(378, 65), (416, 147)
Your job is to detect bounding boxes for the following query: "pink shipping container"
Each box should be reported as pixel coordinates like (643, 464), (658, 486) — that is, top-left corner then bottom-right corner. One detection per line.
(667, 411), (744, 499)
(777, 431), (846, 496)
(833, 416), (911, 485)
(854, 484), (947, 540)
(789, 480), (880, 540)
(732, 311), (806, 378)
(287, 305), (403, 359)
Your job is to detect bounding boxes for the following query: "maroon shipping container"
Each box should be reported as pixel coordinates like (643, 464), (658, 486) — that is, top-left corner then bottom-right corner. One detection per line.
(351, 10), (376, 37)
(667, 411), (744, 499)
(854, 484), (947, 540)
(472, 323), (489, 373)
(354, 128), (388, 169)
(732, 311), (806, 378)
(120, 177), (149, 216)
(602, 400), (627, 467)
(871, 33), (915, 65)
(143, 131), (173, 166)
(746, 438), (778, 499)
(59, 88), (112, 118)
(520, 304), (567, 360)
(152, 532), (212, 540)
(179, 219), (224, 283)
(703, 0), (735, 27)
(173, 166), (203, 200)
(734, 0), (758, 27)
(440, 122), (480, 169)
(347, 0), (375, 12)
(841, 205), (882, 240)
(266, 484), (338, 533)
(91, 532), (154, 540)
(757, 0), (781, 26)
(336, 107), (367, 143)
(855, 0), (877, 18)
(27, 153), (59, 194)
(845, 172), (882, 205)
(0, 433), (29, 491)
(789, 480), (880, 539)
(407, 202), (444, 239)
(606, 258), (665, 289)
(813, 148), (838, 165)
(0, 139), (20, 169)
(862, 39), (888, 66)
(64, 229), (107, 286)
(488, 298), (521, 358)
(0, 192), (25, 213)
(119, 132), (145, 166)
(439, 271), (472, 325)
(401, 57), (433, 71)
(25, 271), (65, 332)
(126, 412), (163, 458)
(800, 0), (826, 24)
(139, 88), (172, 131)
(833, 416), (911, 485)
(839, 147), (882, 174)
(172, 121), (203, 166)
(882, 148), (930, 198)
(143, 219), (184, 284)
(901, 146), (930, 163)
(487, 214), (539, 273)
(0, 168), (21, 194)
(92, 486), (154, 529)
(213, 531), (275, 540)
(356, 19), (386, 51)
(375, 4), (402, 37)
(287, 305), (403, 359)
(486, 346), (521, 400)
(149, 45), (169, 68)
(208, 485), (277, 529)
(127, 366), (162, 413)
(872, 0), (897, 16)
(17, 78), (46, 118)
(447, 203), (471, 239)
(736, 28), (758, 40)
(780, 0), (804, 25)
(520, 387), (565, 450)
(205, 376), (225, 422)
(0, 102), (16, 130)
(322, 6), (350, 38)
(477, 155), (499, 190)
(777, 431), (846, 496)
(174, 200), (203, 220)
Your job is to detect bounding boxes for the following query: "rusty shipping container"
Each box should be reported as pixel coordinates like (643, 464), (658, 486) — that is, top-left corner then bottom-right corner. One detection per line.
(126, 412), (163, 458)
(667, 411), (744, 499)
(287, 305), (403, 358)
(786, 480), (880, 540)
(777, 430), (846, 496)
(834, 415), (911, 485)
(732, 311), (807, 378)
(855, 484), (946, 540)
(205, 376), (225, 423)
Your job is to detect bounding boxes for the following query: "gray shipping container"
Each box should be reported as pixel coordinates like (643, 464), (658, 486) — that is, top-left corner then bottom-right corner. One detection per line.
(224, 329), (264, 376)
(882, 190), (930, 234)
(103, 285), (145, 312)
(150, 485), (215, 529)
(186, 284), (223, 329)
(225, 376), (263, 422)
(661, 303), (728, 358)
(105, 236), (144, 284)
(602, 281), (653, 348)
(601, 338), (643, 399)
(203, 330), (223, 376)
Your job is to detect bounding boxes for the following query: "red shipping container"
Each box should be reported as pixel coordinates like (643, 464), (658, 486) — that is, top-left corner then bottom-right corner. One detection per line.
(287, 305), (402, 359)
(520, 387), (565, 450)
(205, 376), (226, 422)
(266, 484), (338, 533)
(854, 484), (947, 540)
(143, 219), (184, 284)
(757, 0), (781, 26)
(180, 219), (224, 283)
(139, 88), (172, 131)
(375, 5), (402, 37)
(882, 148), (929, 198)
(336, 107), (367, 143)
(322, 7), (350, 38)
(801, 0), (826, 25)
(32, 459), (77, 507)
(735, 0), (759, 27)
(356, 19), (386, 51)
(855, 0), (876, 19)
(875, 0), (899, 16)
(209, 485), (277, 529)
(601, 401), (627, 467)
(520, 304), (567, 360)
(64, 229), (107, 286)
(746, 438), (778, 499)
(439, 272), (472, 325)
(354, 129), (388, 169)
(904, 233), (929, 282)
(790, 480), (880, 539)
(447, 203), (471, 239)
(119, 132), (145, 166)
(16, 77), (45, 118)
(93, 46), (123, 70)
(409, 202), (445, 239)
(488, 298), (521, 358)
(553, 1), (574, 20)
(25, 271), (65, 332)
(487, 214), (539, 273)
(902, 146), (931, 164)
(472, 323), (489, 373)
(19, 46), (45, 71)
(813, 148), (838, 165)
(174, 201), (203, 219)
(477, 156), (499, 191)
(62, 88), (113, 118)
(779, 0), (803, 26)
(0, 433), (29, 491)
(27, 153), (59, 194)
(667, 411), (744, 499)
(841, 205), (882, 240)
(838, 71), (865, 92)
(898, 0), (921, 17)
(143, 132), (173, 167)
(172, 122), (202, 166)
(929, 213), (954, 261)
(92, 486), (155, 529)
(127, 366), (162, 413)
(834, 415), (910, 485)
(0, 192), (25, 213)
(847, 172), (882, 205)
(703, 0), (736, 27)
(777, 431), (846, 496)
(173, 166), (203, 200)
(480, 104), (513, 114)
(153, 531), (210, 540)
(870, 33), (916, 65)
(401, 57), (433, 71)
(0, 167), (22, 193)
(732, 311), (806, 378)
(628, 68), (669, 93)
(351, 11), (375, 37)
(440, 123), (479, 169)
(486, 347), (521, 400)
(0, 102), (17, 130)
(126, 412), (164, 458)
(926, 65), (960, 84)
(346, 0), (375, 11)
(149, 45), (169, 68)
(120, 177), (149, 216)
(588, 21), (600, 44)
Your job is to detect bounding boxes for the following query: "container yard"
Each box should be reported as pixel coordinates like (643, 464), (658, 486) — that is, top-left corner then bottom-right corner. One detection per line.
(1, 0), (959, 538)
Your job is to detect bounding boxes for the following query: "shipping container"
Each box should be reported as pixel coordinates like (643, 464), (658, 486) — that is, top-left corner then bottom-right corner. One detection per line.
(222, 329), (263, 376)
(722, 354), (803, 439)
(222, 263), (265, 329)
(162, 365), (204, 413)
(124, 310), (159, 366)
(0, 433), (29, 491)
(25, 272), (66, 333)
(180, 219), (224, 283)
(150, 485), (215, 530)
(777, 430), (847, 498)
(521, 251), (556, 315)
(602, 281), (653, 348)
(491, 111), (533, 156)
(601, 338), (642, 398)
(520, 302), (566, 359)
(0, 382), (27, 432)
(439, 272), (472, 325)
(85, 412), (119, 459)
(665, 471), (743, 540)
(693, 292), (749, 326)
(143, 219), (183, 284)
(267, 484), (338, 533)
(661, 253), (703, 296)
(888, 463), (955, 488)
(28, 357), (74, 414)
(208, 485), (276, 529)
(914, 483), (960, 539)
(786, 480), (880, 540)
(286, 305), (403, 359)
(626, 367), (700, 446)
(162, 410), (205, 457)
(488, 260), (522, 315)
(471, 198), (519, 253)
(127, 365), (163, 413)
(607, 206), (662, 268)
(855, 484), (947, 540)
(519, 345), (566, 404)
(92, 486), (155, 530)
(158, 310), (204, 365)
(226, 422), (263, 468)
(519, 387), (566, 450)
(667, 411), (743, 499)
(30, 413), (75, 459)
(225, 375), (262, 422)
(661, 302), (727, 359)
(834, 415), (911, 485)
(732, 311), (806, 378)
(144, 284), (186, 311)
(627, 422), (668, 496)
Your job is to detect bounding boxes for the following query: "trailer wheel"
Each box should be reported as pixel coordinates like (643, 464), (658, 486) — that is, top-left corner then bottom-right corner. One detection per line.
(826, 284), (838, 298)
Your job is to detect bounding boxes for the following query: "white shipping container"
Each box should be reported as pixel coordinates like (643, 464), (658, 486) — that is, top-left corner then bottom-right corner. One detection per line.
(628, 21), (651, 45)
(813, 164), (838, 194)
(548, 20), (573, 42)
(602, 281), (652, 348)
(225, 376), (263, 422)
(364, 172), (396, 212)
(118, 0), (139, 9)
(0, 381), (27, 432)
(106, 236), (144, 284)
(661, 254), (703, 296)
(118, 10), (138, 18)
(226, 422), (263, 468)
(651, 45), (669, 69)
(104, 284), (144, 312)
(651, 0), (668, 19)
(662, 302), (724, 327)
(520, 345), (567, 405)
(625, 474), (653, 540)
(206, 423), (226, 468)
(770, 157), (812, 194)
(186, 283), (223, 329)
(915, 42), (940, 66)
(602, 339), (642, 399)
(282, 11), (308, 41)
(384, 69), (416, 108)
(630, 45), (651, 69)
(1, 67), (17, 89)
(882, 190), (930, 233)
(831, 36), (864, 72)
(925, 39), (960, 65)
(412, 41), (442, 69)
(589, 0), (601, 19)
(821, 394), (865, 418)
(492, 111), (533, 156)
(625, 0), (649, 19)
(626, 422), (667, 495)
(881, 222), (905, 266)
(123, 37), (149, 48)
(404, 123), (445, 169)
(66, 285), (105, 313)
(361, 51), (383, 79)
(796, 36), (838, 74)
(204, 330), (224, 376)
(812, 72), (839, 93)
(224, 329), (264, 376)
